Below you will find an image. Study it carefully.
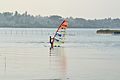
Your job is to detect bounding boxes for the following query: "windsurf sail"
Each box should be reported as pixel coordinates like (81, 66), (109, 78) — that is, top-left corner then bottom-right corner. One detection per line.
(50, 20), (68, 48)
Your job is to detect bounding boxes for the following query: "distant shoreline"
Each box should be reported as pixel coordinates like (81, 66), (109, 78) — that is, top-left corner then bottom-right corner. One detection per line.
(97, 29), (120, 34)
(0, 26), (113, 28)
(0, 11), (120, 29)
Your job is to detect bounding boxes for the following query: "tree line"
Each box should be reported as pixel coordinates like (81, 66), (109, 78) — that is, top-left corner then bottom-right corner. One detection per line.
(0, 11), (120, 28)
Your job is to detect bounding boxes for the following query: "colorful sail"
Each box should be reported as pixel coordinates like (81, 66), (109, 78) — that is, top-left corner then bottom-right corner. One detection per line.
(51, 20), (68, 47)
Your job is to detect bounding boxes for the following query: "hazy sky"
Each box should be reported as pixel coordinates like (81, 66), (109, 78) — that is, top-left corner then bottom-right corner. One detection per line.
(0, 0), (120, 19)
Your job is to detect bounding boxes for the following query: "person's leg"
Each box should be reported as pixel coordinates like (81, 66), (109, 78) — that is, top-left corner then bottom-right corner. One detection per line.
(51, 42), (53, 48)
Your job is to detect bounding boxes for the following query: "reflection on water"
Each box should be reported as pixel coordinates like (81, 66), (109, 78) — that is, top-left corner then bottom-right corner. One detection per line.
(0, 47), (67, 80)
(4, 56), (7, 73)
(49, 47), (67, 80)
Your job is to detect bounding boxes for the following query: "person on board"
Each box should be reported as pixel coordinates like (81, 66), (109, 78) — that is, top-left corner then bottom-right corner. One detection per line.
(50, 36), (53, 48)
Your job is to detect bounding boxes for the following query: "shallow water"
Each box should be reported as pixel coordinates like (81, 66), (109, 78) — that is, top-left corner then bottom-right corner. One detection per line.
(0, 28), (120, 80)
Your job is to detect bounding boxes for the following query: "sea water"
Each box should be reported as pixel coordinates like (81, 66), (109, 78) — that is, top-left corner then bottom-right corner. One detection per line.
(0, 28), (120, 80)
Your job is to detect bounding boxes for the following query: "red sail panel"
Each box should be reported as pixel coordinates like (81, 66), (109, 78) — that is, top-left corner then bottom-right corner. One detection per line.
(60, 20), (68, 29)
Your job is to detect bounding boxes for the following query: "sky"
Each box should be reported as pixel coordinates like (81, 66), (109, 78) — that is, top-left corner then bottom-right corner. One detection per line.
(0, 0), (120, 19)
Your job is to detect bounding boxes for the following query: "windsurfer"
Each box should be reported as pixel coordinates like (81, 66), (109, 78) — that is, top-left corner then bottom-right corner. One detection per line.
(50, 36), (53, 48)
